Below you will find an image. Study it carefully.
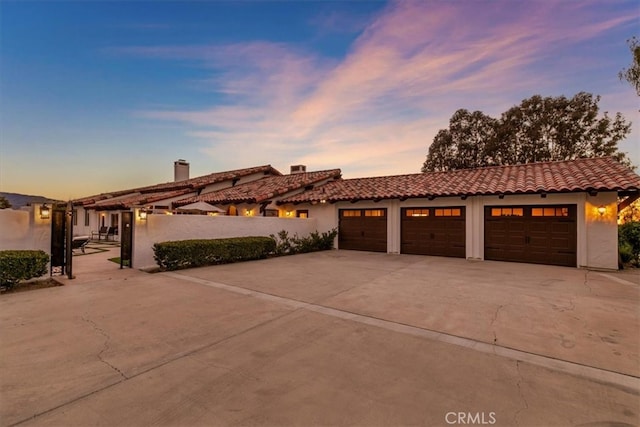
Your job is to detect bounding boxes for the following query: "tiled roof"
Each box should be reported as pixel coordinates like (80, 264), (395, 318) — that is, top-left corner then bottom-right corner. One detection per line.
(74, 165), (280, 207)
(86, 189), (195, 210)
(175, 169), (342, 206)
(280, 157), (640, 204)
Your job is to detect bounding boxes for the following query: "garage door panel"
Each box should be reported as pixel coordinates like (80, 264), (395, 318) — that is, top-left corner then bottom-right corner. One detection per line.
(339, 210), (387, 252)
(401, 207), (465, 258)
(484, 205), (576, 267)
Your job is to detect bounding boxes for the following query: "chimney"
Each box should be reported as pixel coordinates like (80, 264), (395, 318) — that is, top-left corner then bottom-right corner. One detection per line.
(290, 165), (306, 174)
(174, 159), (189, 181)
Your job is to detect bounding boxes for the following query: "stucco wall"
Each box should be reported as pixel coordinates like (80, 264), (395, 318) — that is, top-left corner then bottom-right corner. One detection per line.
(583, 192), (618, 270)
(295, 191), (621, 270)
(0, 205), (51, 253)
(133, 213), (319, 270)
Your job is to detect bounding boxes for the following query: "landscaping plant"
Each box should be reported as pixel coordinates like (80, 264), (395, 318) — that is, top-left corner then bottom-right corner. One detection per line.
(0, 250), (49, 290)
(619, 221), (640, 266)
(153, 236), (276, 271)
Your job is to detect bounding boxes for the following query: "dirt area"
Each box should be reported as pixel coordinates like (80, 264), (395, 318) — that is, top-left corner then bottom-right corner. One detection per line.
(0, 278), (62, 294)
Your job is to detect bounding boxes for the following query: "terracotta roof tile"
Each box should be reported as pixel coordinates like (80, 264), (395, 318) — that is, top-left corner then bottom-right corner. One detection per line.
(74, 165), (280, 207)
(175, 169), (342, 206)
(280, 157), (640, 204)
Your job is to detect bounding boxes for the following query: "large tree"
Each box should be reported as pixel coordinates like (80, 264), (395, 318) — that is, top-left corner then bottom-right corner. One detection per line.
(422, 92), (631, 172)
(422, 109), (498, 172)
(619, 36), (640, 96)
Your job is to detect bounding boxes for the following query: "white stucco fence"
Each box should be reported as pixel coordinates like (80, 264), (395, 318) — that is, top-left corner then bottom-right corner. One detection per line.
(133, 214), (320, 270)
(0, 205), (51, 253)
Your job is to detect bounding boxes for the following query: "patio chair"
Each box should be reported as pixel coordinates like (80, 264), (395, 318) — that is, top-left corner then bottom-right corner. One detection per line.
(71, 236), (90, 253)
(107, 226), (118, 241)
(91, 226), (110, 241)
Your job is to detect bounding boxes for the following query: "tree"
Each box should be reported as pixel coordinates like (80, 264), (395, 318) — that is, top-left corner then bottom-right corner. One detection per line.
(423, 109), (498, 171)
(0, 196), (11, 209)
(619, 36), (640, 96)
(422, 92), (631, 172)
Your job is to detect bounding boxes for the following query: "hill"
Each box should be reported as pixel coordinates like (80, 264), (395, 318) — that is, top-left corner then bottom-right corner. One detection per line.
(0, 192), (61, 209)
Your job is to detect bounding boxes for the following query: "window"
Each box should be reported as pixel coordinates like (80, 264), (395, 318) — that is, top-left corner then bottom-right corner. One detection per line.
(72, 209), (78, 226)
(296, 210), (309, 219)
(435, 208), (462, 217)
(406, 209), (429, 217)
(364, 209), (385, 217)
(532, 207), (569, 217)
(342, 210), (361, 217)
(84, 210), (90, 226)
(491, 207), (524, 217)
(264, 209), (278, 217)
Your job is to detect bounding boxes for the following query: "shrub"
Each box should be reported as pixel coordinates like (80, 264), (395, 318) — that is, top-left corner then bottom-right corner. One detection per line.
(0, 250), (49, 290)
(619, 241), (635, 265)
(153, 236), (276, 271)
(270, 228), (338, 255)
(619, 221), (640, 265)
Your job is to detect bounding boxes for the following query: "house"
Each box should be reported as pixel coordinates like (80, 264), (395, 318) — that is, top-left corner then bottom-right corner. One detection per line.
(72, 162), (281, 238)
(278, 157), (640, 270)
(173, 167), (342, 218)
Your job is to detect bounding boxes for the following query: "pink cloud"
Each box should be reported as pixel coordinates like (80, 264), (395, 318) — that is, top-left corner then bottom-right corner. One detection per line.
(128, 0), (638, 176)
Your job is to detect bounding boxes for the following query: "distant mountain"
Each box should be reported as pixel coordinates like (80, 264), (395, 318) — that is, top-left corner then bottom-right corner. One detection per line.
(0, 192), (61, 209)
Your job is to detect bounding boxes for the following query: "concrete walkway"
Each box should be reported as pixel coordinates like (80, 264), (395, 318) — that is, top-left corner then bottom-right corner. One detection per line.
(1, 250), (638, 426)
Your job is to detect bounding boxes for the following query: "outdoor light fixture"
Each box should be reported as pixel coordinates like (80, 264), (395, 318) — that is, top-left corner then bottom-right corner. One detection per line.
(138, 208), (148, 220)
(246, 209), (252, 216)
(39, 204), (50, 219)
(597, 205), (606, 216)
(286, 211), (292, 217)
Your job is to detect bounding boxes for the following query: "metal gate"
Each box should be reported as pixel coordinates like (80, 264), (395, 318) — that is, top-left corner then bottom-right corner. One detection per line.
(120, 211), (134, 268)
(50, 202), (74, 278)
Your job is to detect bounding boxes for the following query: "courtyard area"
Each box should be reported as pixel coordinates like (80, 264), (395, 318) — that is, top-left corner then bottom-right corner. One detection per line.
(1, 249), (638, 426)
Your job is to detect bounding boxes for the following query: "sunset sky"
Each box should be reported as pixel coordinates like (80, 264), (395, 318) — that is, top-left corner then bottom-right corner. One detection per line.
(1, 0), (638, 200)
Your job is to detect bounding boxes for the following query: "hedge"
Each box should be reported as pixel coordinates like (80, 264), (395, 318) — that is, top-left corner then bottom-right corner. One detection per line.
(153, 236), (276, 271)
(0, 250), (49, 289)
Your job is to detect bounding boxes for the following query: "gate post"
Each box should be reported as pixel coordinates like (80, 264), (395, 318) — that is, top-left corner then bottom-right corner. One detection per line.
(120, 211), (134, 268)
(65, 201), (74, 279)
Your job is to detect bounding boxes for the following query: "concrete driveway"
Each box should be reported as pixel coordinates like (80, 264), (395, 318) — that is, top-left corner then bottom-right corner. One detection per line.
(1, 250), (638, 426)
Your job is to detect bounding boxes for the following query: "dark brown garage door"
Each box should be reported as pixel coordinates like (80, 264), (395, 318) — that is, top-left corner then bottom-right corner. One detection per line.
(485, 205), (577, 267)
(339, 209), (387, 252)
(401, 207), (466, 257)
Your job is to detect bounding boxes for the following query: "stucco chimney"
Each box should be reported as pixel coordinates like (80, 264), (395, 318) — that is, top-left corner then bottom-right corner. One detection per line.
(290, 165), (306, 174)
(174, 159), (189, 181)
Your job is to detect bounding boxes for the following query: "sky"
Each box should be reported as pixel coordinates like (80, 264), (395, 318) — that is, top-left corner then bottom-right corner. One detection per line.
(1, 0), (638, 201)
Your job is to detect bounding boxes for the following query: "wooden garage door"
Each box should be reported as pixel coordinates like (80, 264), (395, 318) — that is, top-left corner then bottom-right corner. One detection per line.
(401, 207), (466, 258)
(485, 205), (577, 267)
(339, 209), (387, 252)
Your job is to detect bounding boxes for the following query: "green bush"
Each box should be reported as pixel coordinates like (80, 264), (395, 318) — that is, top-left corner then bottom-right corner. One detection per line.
(153, 236), (276, 271)
(619, 241), (635, 265)
(619, 221), (640, 265)
(270, 228), (338, 255)
(0, 250), (49, 290)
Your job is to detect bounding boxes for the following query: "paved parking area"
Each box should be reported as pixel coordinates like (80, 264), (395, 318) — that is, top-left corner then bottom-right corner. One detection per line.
(1, 250), (638, 426)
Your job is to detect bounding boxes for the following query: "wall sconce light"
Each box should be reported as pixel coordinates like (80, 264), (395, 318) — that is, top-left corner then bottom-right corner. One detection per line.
(40, 204), (50, 219)
(286, 210), (292, 217)
(138, 208), (148, 220)
(597, 205), (606, 216)
(246, 209), (252, 216)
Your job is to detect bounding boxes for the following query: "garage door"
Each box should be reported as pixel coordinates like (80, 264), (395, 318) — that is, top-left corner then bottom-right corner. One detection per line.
(339, 209), (387, 252)
(484, 205), (577, 267)
(401, 207), (466, 257)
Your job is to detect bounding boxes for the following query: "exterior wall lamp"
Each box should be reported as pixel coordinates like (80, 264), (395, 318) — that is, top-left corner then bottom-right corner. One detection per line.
(40, 204), (50, 219)
(138, 208), (148, 220)
(597, 205), (606, 216)
(245, 209), (252, 216)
